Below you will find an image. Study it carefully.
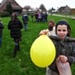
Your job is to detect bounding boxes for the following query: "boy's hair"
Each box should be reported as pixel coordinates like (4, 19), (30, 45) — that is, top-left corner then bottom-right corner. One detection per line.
(11, 13), (17, 20)
(55, 20), (71, 37)
(48, 19), (55, 31)
(48, 19), (55, 26)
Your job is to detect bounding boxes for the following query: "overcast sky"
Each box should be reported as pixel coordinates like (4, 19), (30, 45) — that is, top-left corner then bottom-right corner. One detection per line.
(0, 0), (75, 10)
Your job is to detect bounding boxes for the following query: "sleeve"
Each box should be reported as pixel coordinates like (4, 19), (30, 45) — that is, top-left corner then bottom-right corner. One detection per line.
(18, 20), (23, 29)
(67, 42), (75, 64)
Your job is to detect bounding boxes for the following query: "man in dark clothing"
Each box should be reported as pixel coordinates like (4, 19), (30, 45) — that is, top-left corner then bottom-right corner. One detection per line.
(0, 20), (4, 47)
(22, 14), (29, 31)
(8, 13), (23, 58)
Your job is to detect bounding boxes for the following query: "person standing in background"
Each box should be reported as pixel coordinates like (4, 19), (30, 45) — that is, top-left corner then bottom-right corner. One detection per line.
(22, 14), (29, 31)
(8, 13), (23, 58)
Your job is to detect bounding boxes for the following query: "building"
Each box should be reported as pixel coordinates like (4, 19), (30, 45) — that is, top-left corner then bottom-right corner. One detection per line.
(57, 5), (71, 14)
(70, 8), (75, 14)
(0, 0), (22, 14)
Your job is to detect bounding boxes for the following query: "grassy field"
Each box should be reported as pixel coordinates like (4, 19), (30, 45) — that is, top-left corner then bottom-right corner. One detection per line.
(0, 15), (75, 75)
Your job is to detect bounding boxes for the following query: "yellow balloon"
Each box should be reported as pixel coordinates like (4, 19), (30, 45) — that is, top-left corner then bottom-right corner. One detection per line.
(30, 35), (56, 68)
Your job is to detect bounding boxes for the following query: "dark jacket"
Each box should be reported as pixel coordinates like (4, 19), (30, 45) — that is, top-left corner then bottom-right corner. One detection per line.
(8, 18), (23, 39)
(0, 22), (4, 37)
(22, 15), (29, 24)
(48, 36), (75, 73)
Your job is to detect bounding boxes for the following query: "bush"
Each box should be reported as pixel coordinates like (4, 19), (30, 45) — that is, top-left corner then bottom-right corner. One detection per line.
(0, 12), (10, 17)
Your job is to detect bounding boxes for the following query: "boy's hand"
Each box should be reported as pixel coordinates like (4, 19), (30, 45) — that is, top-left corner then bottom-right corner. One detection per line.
(39, 29), (49, 35)
(56, 55), (68, 63)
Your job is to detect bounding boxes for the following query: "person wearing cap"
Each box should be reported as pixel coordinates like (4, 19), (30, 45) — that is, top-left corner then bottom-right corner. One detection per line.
(39, 20), (75, 75)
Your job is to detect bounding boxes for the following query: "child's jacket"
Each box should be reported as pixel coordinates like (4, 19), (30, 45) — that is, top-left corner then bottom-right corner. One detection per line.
(48, 36), (75, 73)
(8, 19), (23, 39)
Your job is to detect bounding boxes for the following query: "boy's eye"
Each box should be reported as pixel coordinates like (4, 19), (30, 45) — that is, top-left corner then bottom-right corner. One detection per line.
(63, 30), (66, 31)
(57, 29), (61, 31)
(57, 29), (66, 32)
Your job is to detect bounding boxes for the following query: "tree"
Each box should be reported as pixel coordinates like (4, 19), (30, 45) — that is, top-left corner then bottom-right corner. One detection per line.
(6, 2), (13, 15)
(39, 4), (47, 12)
(48, 7), (55, 16)
(24, 5), (31, 14)
(24, 5), (31, 11)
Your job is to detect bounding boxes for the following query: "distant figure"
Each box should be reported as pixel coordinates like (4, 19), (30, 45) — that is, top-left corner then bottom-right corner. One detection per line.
(45, 12), (48, 22)
(22, 14), (29, 31)
(8, 13), (23, 58)
(0, 19), (4, 47)
(31, 13), (34, 22)
(38, 12), (42, 22)
(42, 12), (48, 22)
(34, 12), (38, 22)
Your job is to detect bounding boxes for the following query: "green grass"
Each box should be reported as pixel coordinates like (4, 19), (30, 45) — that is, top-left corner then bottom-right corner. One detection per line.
(0, 15), (75, 75)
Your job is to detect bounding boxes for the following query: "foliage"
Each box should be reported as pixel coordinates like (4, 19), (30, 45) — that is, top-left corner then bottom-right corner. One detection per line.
(48, 7), (55, 13)
(0, 12), (10, 17)
(39, 4), (47, 12)
(6, 2), (13, 15)
(24, 5), (31, 11)
(0, 15), (75, 75)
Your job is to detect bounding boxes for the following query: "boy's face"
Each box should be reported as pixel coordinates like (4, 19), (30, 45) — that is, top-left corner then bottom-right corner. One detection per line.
(57, 25), (68, 40)
(49, 22), (54, 27)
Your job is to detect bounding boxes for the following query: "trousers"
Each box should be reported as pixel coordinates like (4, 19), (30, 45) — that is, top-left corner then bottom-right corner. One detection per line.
(24, 23), (28, 31)
(13, 42), (20, 58)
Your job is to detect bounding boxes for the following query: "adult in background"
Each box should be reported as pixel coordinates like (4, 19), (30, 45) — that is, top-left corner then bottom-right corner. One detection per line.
(31, 13), (34, 22)
(8, 13), (23, 58)
(22, 14), (29, 31)
(34, 11), (38, 22)
(42, 12), (48, 22)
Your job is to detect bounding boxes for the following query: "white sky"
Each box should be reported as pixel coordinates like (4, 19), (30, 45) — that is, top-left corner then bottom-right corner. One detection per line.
(0, 0), (75, 10)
